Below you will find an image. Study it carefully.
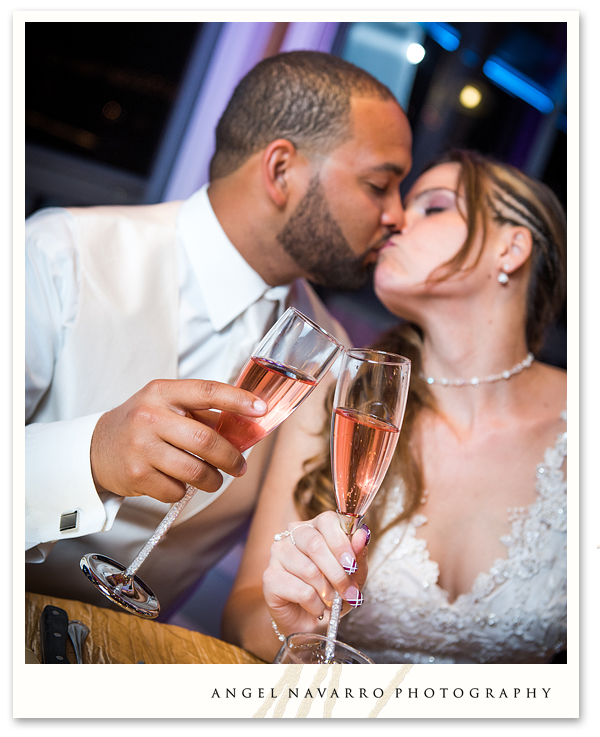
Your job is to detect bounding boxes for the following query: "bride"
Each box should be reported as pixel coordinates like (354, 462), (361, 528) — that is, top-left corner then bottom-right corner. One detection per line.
(221, 149), (567, 664)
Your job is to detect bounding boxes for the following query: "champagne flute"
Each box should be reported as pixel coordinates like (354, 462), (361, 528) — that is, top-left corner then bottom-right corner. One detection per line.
(325, 349), (411, 659)
(80, 308), (343, 618)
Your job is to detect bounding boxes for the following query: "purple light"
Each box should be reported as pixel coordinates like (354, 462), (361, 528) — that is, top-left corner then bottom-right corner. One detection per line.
(280, 22), (339, 53)
(163, 22), (340, 201)
(163, 23), (276, 201)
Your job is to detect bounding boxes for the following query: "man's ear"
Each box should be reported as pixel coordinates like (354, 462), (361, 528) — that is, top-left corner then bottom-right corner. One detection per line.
(261, 139), (297, 208)
(497, 226), (533, 275)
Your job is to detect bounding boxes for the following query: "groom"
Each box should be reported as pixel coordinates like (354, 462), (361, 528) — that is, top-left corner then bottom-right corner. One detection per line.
(25, 50), (412, 610)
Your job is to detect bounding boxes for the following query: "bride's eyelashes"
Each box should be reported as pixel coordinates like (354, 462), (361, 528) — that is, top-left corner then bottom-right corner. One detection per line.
(407, 187), (458, 217)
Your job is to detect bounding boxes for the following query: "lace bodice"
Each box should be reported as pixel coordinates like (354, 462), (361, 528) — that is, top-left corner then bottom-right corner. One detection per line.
(339, 411), (567, 664)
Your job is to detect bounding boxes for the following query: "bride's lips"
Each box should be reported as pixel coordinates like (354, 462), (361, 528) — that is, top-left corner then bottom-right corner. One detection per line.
(377, 238), (396, 254)
(362, 235), (397, 266)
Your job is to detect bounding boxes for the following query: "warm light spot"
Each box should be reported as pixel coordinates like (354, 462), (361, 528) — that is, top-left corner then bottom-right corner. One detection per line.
(459, 85), (482, 109)
(103, 101), (122, 120)
(25, 110), (100, 150)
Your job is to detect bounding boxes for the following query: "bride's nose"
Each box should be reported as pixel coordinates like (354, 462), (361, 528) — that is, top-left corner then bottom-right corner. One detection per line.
(380, 189), (406, 232)
(397, 207), (416, 235)
(395, 220), (410, 236)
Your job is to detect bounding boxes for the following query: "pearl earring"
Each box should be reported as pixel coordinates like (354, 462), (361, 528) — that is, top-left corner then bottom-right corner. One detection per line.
(498, 263), (510, 285)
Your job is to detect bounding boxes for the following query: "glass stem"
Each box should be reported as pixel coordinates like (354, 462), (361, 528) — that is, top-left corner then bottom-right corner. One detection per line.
(325, 518), (363, 661)
(124, 485), (197, 579)
(325, 591), (343, 661)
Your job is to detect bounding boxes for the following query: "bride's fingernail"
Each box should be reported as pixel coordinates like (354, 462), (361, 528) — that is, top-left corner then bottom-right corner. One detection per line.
(360, 523), (371, 547)
(340, 552), (358, 574)
(345, 585), (364, 608)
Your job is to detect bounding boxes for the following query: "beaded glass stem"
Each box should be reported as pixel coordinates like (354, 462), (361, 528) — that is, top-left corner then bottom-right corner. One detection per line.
(325, 513), (364, 660)
(80, 308), (343, 618)
(325, 593), (344, 659)
(125, 485), (196, 577)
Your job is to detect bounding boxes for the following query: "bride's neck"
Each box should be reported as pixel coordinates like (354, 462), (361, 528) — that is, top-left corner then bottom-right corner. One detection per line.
(418, 307), (531, 427)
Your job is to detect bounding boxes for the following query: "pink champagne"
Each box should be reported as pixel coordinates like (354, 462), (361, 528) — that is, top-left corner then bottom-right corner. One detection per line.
(332, 407), (400, 518)
(217, 356), (317, 451)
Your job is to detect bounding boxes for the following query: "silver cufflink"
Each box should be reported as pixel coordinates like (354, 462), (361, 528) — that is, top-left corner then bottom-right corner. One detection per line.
(59, 511), (78, 532)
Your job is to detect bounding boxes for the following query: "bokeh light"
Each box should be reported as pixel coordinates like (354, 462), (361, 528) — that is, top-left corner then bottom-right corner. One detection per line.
(406, 43), (425, 65)
(459, 85), (482, 109)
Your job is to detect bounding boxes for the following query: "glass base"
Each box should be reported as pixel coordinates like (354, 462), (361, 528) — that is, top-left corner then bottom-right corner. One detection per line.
(80, 553), (160, 619)
(273, 633), (374, 664)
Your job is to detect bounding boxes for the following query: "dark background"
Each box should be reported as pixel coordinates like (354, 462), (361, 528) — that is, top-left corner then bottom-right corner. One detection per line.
(24, 20), (567, 367)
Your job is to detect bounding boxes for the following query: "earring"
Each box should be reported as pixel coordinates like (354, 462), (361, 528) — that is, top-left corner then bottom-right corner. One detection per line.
(497, 263), (510, 285)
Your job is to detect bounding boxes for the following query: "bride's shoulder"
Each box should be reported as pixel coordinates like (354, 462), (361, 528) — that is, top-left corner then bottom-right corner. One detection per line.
(532, 361), (567, 418)
(515, 359), (566, 421)
(536, 361), (567, 389)
(537, 360), (566, 379)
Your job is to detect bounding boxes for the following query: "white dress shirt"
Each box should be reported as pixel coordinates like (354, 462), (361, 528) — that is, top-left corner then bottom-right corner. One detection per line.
(25, 186), (289, 559)
(175, 188), (288, 384)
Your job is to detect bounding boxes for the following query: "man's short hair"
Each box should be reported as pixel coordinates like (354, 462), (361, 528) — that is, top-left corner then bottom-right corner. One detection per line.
(209, 50), (397, 180)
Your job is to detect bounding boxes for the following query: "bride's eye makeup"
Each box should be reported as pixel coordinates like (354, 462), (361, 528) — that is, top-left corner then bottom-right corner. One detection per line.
(409, 188), (458, 216)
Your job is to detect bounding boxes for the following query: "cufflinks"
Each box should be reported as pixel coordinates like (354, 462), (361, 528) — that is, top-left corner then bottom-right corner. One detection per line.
(59, 511), (79, 532)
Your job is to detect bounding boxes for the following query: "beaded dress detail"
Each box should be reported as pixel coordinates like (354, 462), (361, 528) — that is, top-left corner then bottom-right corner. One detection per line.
(338, 411), (567, 664)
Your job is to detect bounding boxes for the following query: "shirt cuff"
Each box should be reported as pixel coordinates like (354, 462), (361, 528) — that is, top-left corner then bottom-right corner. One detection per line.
(25, 413), (124, 555)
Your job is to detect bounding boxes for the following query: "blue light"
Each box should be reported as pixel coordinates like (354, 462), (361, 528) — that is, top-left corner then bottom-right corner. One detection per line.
(421, 22), (460, 52)
(482, 57), (554, 114)
(557, 113), (567, 134)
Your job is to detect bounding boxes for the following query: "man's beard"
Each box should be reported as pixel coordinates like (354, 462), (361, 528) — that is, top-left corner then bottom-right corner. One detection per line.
(276, 174), (374, 290)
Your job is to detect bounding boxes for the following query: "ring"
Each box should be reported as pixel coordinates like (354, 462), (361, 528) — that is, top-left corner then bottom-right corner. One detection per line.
(274, 523), (314, 546)
(289, 523), (314, 547)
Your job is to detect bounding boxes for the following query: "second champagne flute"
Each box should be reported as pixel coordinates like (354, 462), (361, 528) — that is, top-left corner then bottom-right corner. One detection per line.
(326, 349), (411, 659)
(80, 308), (343, 618)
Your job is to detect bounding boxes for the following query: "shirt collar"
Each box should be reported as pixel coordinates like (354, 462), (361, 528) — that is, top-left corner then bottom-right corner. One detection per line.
(178, 185), (286, 332)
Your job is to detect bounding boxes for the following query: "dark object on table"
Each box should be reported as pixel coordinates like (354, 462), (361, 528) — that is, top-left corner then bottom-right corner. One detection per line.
(39, 605), (70, 663)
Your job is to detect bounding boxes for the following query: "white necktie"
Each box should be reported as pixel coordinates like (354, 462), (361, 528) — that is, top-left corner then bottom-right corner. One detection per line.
(174, 285), (289, 527)
(227, 286), (289, 383)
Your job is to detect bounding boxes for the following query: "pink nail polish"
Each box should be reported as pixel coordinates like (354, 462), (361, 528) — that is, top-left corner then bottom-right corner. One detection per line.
(340, 552), (358, 575)
(346, 585), (363, 608)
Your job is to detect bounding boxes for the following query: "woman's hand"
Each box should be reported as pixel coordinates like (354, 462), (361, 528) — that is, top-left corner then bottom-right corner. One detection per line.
(263, 510), (370, 638)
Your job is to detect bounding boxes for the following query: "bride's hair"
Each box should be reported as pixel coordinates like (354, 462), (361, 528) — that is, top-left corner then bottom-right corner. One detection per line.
(293, 149), (567, 543)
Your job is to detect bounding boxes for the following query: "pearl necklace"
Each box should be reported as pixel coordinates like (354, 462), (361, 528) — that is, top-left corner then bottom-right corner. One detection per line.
(419, 352), (535, 387)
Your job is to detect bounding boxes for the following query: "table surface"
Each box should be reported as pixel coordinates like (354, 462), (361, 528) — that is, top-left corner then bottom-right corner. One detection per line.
(25, 591), (265, 664)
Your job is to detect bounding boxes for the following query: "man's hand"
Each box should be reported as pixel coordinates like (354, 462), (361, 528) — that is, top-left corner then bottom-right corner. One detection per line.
(90, 379), (267, 503)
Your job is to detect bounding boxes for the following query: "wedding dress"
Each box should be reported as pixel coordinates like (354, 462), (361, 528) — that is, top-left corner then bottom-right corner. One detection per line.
(338, 411), (567, 664)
